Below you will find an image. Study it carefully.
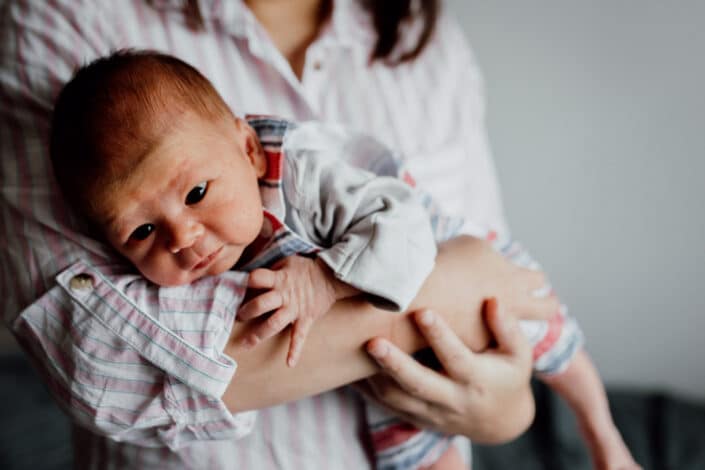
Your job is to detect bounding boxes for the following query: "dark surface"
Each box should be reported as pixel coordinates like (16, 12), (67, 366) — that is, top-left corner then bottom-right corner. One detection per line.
(473, 380), (705, 470)
(0, 355), (73, 470)
(1, 353), (704, 470)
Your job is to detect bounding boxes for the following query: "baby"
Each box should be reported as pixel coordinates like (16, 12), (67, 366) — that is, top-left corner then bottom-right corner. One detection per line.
(50, 50), (638, 470)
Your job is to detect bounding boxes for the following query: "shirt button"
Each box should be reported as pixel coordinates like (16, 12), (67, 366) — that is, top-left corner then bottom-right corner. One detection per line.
(69, 273), (94, 291)
(312, 60), (322, 70)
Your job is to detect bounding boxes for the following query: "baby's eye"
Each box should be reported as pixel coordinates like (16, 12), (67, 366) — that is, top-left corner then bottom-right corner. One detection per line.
(185, 182), (208, 205)
(130, 224), (155, 241)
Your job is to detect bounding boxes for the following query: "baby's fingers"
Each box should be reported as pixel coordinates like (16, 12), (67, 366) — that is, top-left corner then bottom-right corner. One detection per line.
(247, 268), (277, 289)
(242, 307), (295, 350)
(238, 290), (283, 321)
(286, 317), (313, 367)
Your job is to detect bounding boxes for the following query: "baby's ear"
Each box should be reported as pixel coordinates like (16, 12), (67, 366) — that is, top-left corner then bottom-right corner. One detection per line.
(236, 118), (267, 177)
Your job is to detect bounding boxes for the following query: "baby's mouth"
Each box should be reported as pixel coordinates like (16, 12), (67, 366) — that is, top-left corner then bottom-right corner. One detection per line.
(193, 246), (223, 271)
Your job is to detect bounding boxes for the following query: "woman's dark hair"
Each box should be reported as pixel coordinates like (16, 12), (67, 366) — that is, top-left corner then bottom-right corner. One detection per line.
(361, 0), (441, 65)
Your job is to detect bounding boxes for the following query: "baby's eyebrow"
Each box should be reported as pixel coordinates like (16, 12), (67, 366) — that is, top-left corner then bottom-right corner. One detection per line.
(101, 215), (126, 237)
(98, 205), (135, 238)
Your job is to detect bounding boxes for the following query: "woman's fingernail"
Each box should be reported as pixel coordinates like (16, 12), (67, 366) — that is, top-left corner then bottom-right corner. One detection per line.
(368, 340), (389, 359)
(419, 310), (435, 326)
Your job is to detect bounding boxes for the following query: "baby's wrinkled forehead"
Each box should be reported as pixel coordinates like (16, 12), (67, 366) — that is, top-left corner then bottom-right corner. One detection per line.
(90, 130), (191, 211)
(51, 50), (236, 226)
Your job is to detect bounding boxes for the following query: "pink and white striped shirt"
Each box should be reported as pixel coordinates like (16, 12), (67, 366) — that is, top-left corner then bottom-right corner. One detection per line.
(1, 1), (507, 467)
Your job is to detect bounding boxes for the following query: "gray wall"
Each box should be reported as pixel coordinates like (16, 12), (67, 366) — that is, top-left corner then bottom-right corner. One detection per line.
(449, 0), (705, 399)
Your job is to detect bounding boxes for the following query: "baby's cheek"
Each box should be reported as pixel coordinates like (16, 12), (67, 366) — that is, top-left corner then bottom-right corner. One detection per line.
(221, 199), (263, 244)
(138, 253), (179, 286)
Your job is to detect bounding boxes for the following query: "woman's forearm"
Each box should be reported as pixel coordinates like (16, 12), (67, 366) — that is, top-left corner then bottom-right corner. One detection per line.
(222, 236), (492, 412)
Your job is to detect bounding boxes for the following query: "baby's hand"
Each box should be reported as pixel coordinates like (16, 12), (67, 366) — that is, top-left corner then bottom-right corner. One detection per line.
(237, 255), (358, 366)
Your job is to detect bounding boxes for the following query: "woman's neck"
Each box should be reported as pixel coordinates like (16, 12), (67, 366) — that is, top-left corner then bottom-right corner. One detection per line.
(245, 0), (332, 80)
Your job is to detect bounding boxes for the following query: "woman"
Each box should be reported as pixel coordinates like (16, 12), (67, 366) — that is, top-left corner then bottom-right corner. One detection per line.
(0, 0), (557, 468)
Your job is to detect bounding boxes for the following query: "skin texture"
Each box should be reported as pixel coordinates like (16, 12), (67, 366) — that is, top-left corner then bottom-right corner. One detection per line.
(95, 91), (635, 468)
(223, 235), (557, 444)
(96, 113), (267, 286)
(540, 352), (641, 470)
(95, 108), (364, 367)
(89, 0), (565, 442)
(89, 94), (558, 444)
(362, 299), (535, 444)
(239, 256), (361, 366)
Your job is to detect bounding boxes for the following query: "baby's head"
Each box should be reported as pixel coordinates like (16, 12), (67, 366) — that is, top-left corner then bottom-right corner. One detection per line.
(50, 50), (267, 285)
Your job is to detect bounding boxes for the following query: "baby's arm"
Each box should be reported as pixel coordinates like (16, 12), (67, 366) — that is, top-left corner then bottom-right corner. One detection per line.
(237, 255), (360, 366)
(236, 127), (437, 366)
(539, 351), (640, 470)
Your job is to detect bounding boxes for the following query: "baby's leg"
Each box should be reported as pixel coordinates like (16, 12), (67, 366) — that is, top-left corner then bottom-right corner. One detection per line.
(366, 402), (460, 470)
(421, 444), (468, 470)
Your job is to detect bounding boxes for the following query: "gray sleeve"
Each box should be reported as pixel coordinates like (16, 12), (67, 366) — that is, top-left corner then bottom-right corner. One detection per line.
(283, 126), (436, 312)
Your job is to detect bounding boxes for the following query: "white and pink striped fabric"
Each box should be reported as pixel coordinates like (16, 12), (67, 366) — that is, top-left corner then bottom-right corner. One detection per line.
(1, 1), (508, 468)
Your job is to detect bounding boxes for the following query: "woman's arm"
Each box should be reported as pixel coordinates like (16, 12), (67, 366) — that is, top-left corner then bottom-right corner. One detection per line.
(223, 235), (557, 412)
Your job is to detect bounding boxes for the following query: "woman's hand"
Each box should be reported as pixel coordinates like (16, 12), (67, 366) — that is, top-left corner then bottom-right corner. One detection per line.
(357, 298), (536, 444)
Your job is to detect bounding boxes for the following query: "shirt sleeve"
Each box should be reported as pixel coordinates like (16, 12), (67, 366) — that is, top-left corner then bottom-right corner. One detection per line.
(14, 260), (257, 448)
(385, 13), (509, 237)
(0, 2), (255, 448)
(281, 122), (437, 312)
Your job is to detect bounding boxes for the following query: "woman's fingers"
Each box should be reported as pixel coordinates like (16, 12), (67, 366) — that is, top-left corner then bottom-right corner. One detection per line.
(411, 309), (474, 380)
(365, 374), (432, 419)
(483, 298), (529, 357)
(366, 337), (455, 404)
(355, 377), (435, 429)
(523, 268), (547, 291)
(520, 292), (560, 321)
(509, 267), (560, 320)
(534, 294), (560, 319)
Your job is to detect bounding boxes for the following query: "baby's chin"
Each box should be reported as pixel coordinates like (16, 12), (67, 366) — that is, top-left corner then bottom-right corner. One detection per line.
(140, 247), (244, 286)
(141, 267), (222, 287)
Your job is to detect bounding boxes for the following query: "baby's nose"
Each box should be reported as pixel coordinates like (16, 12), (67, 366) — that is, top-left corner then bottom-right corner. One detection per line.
(168, 220), (205, 254)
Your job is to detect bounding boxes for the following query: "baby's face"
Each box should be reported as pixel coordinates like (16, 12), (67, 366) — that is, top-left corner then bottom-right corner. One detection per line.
(95, 113), (266, 286)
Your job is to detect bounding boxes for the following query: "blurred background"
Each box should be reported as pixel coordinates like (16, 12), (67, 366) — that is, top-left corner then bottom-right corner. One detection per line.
(449, 0), (705, 400)
(1, 0), (702, 396)
(1, 1), (704, 468)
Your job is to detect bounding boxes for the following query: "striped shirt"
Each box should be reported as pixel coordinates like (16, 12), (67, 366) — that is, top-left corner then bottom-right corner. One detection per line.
(1, 0), (508, 468)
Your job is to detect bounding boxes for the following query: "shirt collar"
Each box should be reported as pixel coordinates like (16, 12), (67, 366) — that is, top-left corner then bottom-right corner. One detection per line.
(148, 0), (251, 37)
(148, 0), (375, 59)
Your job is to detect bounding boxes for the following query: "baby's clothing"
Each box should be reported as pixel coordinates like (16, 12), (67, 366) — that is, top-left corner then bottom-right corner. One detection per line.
(240, 117), (584, 470)
(237, 116), (437, 312)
